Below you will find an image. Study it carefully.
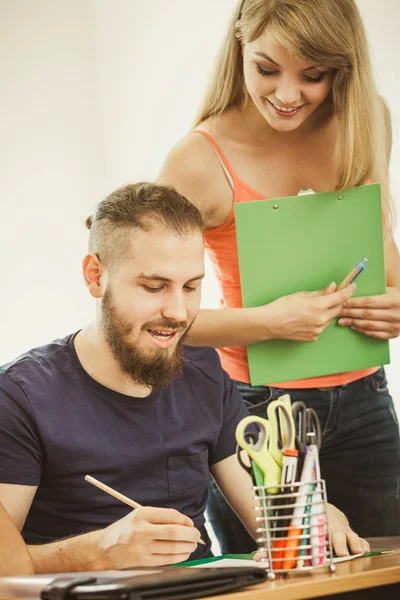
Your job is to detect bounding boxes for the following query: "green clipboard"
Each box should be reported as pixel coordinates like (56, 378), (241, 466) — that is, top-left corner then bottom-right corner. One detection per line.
(235, 183), (390, 385)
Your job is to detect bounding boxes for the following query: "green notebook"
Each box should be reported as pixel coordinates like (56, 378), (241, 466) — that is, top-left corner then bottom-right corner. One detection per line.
(235, 183), (389, 385)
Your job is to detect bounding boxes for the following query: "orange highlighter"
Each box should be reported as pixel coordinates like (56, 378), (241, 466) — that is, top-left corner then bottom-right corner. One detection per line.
(272, 447), (298, 569)
(282, 450), (315, 570)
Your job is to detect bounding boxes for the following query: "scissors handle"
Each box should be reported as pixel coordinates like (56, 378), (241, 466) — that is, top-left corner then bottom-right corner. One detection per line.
(236, 440), (264, 488)
(235, 416), (281, 494)
(267, 398), (296, 466)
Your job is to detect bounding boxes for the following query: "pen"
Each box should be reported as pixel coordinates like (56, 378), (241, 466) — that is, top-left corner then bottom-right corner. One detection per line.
(282, 451), (315, 570)
(85, 475), (206, 545)
(309, 445), (326, 566)
(337, 258), (368, 290)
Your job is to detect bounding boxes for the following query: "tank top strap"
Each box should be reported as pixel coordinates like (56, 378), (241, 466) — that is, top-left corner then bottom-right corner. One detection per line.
(193, 128), (235, 190)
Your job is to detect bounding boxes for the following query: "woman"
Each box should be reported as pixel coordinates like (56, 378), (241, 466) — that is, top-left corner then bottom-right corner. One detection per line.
(159, 0), (400, 552)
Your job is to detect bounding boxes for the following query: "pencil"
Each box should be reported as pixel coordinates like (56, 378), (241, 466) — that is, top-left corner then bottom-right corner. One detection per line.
(337, 258), (368, 291)
(84, 475), (206, 545)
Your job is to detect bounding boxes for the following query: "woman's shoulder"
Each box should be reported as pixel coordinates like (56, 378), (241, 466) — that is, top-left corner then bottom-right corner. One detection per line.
(158, 118), (234, 227)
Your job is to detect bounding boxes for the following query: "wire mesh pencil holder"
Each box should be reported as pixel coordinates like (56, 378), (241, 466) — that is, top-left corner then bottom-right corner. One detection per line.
(254, 478), (336, 580)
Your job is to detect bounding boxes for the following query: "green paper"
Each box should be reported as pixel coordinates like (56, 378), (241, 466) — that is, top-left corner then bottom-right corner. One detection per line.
(174, 552), (257, 567)
(235, 183), (389, 385)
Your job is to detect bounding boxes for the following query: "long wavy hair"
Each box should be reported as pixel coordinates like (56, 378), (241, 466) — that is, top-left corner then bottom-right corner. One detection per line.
(194, 0), (393, 226)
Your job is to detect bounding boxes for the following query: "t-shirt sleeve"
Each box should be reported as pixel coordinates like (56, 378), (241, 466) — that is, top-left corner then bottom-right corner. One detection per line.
(208, 368), (249, 466)
(0, 372), (43, 485)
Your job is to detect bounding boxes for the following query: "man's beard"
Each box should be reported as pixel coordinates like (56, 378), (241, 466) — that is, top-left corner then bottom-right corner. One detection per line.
(101, 288), (190, 389)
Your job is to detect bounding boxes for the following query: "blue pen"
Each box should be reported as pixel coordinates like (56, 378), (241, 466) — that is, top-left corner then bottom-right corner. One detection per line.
(338, 258), (368, 290)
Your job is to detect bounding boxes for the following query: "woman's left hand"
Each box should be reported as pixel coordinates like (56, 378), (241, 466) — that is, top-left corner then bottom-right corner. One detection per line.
(338, 286), (400, 339)
(327, 503), (370, 557)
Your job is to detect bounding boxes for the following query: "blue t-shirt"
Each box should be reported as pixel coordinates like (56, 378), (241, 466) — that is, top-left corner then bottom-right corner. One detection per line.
(0, 333), (249, 560)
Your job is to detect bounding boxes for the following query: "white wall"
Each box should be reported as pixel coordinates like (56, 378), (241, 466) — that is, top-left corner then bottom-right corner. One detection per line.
(0, 0), (399, 409)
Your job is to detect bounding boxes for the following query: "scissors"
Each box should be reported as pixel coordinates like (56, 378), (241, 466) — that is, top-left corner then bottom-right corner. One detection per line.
(266, 397), (296, 467)
(235, 415), (281, 494)
(291, 401), (322, 453)
(236, 435), (265, 488)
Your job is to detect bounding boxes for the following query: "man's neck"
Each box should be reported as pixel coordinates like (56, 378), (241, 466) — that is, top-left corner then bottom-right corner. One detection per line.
(74, 324), (153, 398)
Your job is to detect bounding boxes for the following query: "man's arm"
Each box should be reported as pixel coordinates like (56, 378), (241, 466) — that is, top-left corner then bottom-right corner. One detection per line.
(0, 483), (203, 573)
(0, 502), (34, 575)
(211, 454), (370, 557)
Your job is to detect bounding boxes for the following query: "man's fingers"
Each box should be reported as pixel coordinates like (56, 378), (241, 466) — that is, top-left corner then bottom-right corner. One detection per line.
(151, 539), (198, 555)
(346, 531), (369, 555)
(151, 523), (203, 544)
(141, 507), (194, 528)
(155, 552), (195, 565)
(331, 531), (350, 557)
(331, 528), (369, 557)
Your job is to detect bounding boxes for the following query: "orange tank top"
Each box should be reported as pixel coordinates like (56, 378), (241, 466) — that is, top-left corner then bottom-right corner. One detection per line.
(195, 128), (379, 389)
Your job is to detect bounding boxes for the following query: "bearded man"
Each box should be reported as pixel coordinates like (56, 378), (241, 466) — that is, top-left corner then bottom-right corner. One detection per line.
(0, 183), (368, 574)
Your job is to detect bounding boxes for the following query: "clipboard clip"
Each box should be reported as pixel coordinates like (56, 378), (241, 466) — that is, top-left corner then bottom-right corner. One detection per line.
(297, 188), (315, 196)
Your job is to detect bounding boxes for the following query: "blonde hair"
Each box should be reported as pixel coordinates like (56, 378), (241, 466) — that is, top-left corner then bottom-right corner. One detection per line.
(195, 0), (393, 227)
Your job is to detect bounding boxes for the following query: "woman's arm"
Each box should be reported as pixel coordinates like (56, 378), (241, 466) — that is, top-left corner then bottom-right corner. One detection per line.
(187, 284), (356, 347)
(338, 100), (400, 339)
(160, 134), (356, 348)
(338, 232), (400, 339)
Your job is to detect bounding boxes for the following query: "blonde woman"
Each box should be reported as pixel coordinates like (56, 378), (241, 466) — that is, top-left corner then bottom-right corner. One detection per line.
(159, 0), (400, 553)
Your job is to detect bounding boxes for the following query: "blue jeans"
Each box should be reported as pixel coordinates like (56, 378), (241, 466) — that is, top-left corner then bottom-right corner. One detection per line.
(207, 368), (400, 554)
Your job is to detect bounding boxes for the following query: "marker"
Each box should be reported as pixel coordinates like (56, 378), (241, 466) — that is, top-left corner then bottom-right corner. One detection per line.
(309, 445), (326, 566)
(272, 448), (299, 570)
(337, 258), (368, 290)
(282, 451), (315, 570)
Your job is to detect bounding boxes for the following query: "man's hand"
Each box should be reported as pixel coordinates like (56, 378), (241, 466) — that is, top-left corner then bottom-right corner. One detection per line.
(29, 506), (204, 573)
(253, 503), (369, 564)
(327, 503), (369, 557)
(338, 287), (400, 339)
(96, 506), (203, 568)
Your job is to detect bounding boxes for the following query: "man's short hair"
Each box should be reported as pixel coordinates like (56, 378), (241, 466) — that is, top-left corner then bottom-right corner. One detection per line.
(86, 182), (204, 269)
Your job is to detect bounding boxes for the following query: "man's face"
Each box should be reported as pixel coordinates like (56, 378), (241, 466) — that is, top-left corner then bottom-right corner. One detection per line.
(100, 225), (204, 388)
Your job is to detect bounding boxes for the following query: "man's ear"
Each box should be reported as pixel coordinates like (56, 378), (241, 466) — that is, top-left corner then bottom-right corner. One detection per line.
(82, 253), (106, 299)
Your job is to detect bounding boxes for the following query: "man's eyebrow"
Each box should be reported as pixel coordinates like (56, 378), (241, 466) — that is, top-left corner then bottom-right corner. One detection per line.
(254, 52), (322, 72)
(137, 273), (205, 283)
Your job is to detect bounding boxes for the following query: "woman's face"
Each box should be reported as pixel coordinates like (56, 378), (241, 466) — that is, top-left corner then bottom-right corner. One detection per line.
(242, 32), (334, 131)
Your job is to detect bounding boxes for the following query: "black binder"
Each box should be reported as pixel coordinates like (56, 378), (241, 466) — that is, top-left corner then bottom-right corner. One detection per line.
(0, 566), (267, 600)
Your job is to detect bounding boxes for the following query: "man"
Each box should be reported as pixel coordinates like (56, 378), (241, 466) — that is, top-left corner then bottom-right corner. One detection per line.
(0, 503), (34, 575)
(0, 183), (368, 574)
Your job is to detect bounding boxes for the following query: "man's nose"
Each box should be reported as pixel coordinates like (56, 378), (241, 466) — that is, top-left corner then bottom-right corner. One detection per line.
(161, 292), (188, 323)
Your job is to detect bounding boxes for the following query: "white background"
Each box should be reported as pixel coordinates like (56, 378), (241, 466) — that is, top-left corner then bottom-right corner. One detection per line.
(0, 0), (399, 412)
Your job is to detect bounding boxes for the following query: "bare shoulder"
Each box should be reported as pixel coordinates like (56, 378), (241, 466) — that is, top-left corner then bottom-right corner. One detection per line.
(158, 130), (233, 228)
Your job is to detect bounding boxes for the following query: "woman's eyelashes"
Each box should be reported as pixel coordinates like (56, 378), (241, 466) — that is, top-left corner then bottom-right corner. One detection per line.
(255, 63), (326, 83)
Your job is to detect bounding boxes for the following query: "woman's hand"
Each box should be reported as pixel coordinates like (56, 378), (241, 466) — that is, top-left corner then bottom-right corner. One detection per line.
(259, 283), (356, 342)
(338, 286), (400, 339)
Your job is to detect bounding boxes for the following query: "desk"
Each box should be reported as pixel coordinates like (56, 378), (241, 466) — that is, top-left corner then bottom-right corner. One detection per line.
(203, 537), (400, 600)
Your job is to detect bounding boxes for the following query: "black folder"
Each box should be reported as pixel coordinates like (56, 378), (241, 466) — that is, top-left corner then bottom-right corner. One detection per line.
(0, 566), (267, 600)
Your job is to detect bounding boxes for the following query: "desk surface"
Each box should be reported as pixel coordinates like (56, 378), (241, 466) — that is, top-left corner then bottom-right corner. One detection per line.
(204, 537), (400, 600)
